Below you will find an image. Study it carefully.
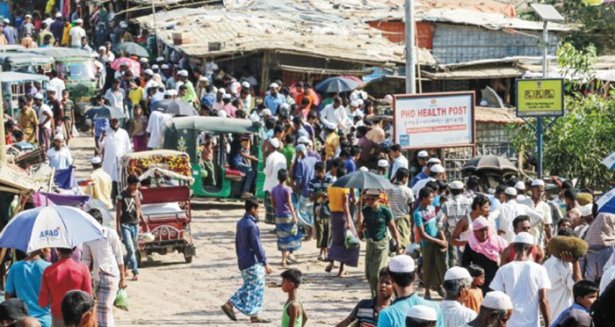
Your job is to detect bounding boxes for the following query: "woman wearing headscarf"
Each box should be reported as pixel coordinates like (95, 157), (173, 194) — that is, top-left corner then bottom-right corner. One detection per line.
(462, 217), (508, 295)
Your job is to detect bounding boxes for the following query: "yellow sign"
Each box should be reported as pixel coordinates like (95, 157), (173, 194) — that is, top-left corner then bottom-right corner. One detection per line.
(516, 79), (564, 117)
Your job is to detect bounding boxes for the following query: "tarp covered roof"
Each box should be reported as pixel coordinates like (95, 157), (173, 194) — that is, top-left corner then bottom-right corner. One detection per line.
(476, 107), (522, 124)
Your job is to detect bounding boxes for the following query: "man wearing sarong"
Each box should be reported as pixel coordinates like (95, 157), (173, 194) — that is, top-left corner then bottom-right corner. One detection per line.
(359, 189), (402, 297)
(222, 197), (272, 324)
(293, 144), (317, 239)
(386, 168), (414, 248)
(309, 162), (333, 261)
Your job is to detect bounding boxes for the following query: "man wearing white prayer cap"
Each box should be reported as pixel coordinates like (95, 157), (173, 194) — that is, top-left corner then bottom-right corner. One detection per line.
(377, 159), (389, 176)
(378, 255), (444, 327)
(490, 232), (552, 327)
(519, 178), (553, 247)
(406, 305), (438, 327)
(460, 291), (512, 327)
(440, 180), (471, 267)
(411, 163), (445, 196)
(410, 150), (431, 187)
(264, 82), (286, 114)
(497, 185), (544, 243)
(86, 156), (113, 209)
(515, 181), (528, 201)
(441, 267), (477, 326)
(47, 133), (72, 170)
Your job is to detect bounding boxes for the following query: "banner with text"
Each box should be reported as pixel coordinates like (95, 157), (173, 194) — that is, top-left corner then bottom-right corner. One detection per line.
(394, 92), (475, 149)
(516, 78), (564, 117)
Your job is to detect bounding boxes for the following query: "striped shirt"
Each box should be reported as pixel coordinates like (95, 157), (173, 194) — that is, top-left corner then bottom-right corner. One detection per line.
(386, 183), (414, 218)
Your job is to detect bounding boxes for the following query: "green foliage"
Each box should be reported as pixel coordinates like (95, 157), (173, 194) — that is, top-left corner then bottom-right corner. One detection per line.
(557, 42), (597, 91)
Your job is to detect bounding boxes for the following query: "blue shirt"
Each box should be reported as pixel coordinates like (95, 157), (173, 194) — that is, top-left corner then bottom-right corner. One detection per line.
(263, 93), (286, 114)
(6, 259), (52, 327)
(295, 156), (317, 198)
(413, 205), (438, 247)
(3, 26), (17, 45)
(94, 118), (110, 137)
(235, 214), (267, 271)
(411, 171), (427, 187)
(201, 93), (216, 107)
(378, 293), (444, 327)
(550, 303), (590, 327)
(345, 158), (356, 173)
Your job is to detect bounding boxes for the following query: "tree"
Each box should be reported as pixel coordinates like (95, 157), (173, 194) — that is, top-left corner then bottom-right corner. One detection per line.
(509, 43), (615, 189)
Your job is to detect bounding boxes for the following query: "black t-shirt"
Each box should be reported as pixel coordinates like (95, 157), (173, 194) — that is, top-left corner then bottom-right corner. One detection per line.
(117, 189), (142, 225)
(48, 99), (63, 121)
(462, 245), (500, 295)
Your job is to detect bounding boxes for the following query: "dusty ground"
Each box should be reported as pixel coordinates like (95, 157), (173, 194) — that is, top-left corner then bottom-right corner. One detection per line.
(70, 133), (431, 326)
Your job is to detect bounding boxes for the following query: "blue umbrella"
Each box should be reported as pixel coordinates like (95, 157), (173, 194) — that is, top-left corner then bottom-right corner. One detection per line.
(602, 152), (615, 170)
(315, 76), (360, 94)
(0, 206), (103, 253)
(597, 188), (615, 215)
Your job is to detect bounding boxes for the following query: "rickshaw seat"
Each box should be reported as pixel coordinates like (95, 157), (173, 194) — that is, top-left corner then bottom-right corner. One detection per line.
(225, 168), (244, 182)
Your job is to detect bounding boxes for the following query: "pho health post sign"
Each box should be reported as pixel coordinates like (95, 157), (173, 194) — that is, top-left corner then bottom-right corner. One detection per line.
(516, 78), (564, 117)
(394, 92), (475, 149)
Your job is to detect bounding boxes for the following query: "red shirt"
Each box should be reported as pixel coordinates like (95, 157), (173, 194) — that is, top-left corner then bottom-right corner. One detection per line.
(38, 258), (92, 318)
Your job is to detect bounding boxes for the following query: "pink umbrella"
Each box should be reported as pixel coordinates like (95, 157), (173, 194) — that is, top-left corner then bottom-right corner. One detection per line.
(111, 58), (141, 77)
(340, 75), (366, 87)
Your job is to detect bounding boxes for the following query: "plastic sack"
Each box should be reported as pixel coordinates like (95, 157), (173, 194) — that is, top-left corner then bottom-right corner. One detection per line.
(72, 124), (80, 137)
(114, 288), (129, 311)
(345, 230), (360, 249)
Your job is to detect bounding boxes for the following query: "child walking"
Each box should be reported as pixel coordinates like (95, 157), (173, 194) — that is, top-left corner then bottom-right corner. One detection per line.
(464, 264), (485, 313)
(280, 268), (308, 327)
(271, 169), (302, 267)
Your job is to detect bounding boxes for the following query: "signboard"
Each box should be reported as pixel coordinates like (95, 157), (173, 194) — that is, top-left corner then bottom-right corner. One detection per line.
(516, 78), (564, 117)
(394, 92), (475, 149)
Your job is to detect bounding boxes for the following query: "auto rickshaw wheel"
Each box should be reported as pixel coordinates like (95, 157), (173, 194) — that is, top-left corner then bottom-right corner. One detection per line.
(184, 251), (193, 263)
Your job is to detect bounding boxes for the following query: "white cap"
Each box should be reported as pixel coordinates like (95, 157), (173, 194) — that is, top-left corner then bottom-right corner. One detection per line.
(144, 69), (154, 75)
(378, 159), (389, 168)
(504, 187), (517, 196)
(449, 181), (464, 190)
(325, 122), (337, 130)
(91, 157), (102, 164)
(269, 82), (279, 88)
(427, 158), (441, 165)
(279, 103), (290, 110)
(359, 166), (369, 172)
(269, 138), (280, 148)
(161, 64), (169, 69)
(297, 136), (310, 144)
(53, 133), (64, 141)
(407, 305), (437, 321)
(138, 58), (148, 63)
(222, 94), (231, 100)
(199, 76), (209, 82)
(444, 267), (472, 281)
(178, 70), (189, 77)
(579, 203), (593, 217)
(25, 14), (32, 19)
(98, 46), (106, 51)
(417, 150), (429, 158)
(365, 189), (380, 196)
(241, 81), (250, 88)
(515, 181), (526, 190)
(261, 109), (272, 117)
(513, 232), (535, 245)
(389, 255), (415, 273)
(119, 21), (128, 28)
(152, 64), (159, 70)
(55, 12), (62, 18)
(34, 93), (44, 100)
(156, 56), (165, 62)
(430, 164), (444, 173)
(149, 81), (159, 88)
(482, 291), (513, 310)
(2, 19), (9, 24)
(217, 110), (227, 118)
(350, 100), (359, 107)
(296, 144), (307, 153)
(74, 18), (83, 24)
(164, 89), (174, 96)
(531, 179), (545, 187)
(218, 88), (226, 95)
(357, 99), (364, 106)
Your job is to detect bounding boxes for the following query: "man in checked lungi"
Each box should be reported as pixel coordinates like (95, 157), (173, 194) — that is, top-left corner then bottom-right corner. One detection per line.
(82, 209), (126, 327)
(221, 197), (273, 323)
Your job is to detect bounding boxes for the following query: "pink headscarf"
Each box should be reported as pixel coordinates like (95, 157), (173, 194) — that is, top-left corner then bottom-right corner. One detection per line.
(468, 217), (508, 263)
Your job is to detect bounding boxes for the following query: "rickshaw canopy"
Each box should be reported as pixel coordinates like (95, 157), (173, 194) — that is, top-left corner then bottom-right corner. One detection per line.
(22, 48), (92, 61)
(0, 72), (50, 83)
(165, 116), (262, 135)
(0, 52), (54, 69)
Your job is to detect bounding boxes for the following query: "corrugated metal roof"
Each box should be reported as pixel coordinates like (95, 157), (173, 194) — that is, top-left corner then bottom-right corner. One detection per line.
(476, 107), (522, 124)
(422, 66), (525, 80)
(134, 5), (436, 65)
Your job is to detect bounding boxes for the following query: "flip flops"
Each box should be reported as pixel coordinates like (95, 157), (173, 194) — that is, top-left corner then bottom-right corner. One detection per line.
(221, 304), (237, 321)
(250, 317), (272, 324)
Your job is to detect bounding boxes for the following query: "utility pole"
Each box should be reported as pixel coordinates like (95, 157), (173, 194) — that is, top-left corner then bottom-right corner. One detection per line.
(405, 0), (416, 94)
(0, 71), (5, 164)
(536, 21), (548, 179)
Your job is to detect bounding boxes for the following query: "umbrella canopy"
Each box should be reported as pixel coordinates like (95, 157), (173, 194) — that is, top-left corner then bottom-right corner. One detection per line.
(461, 155), (518, 174)
(152, 100), (197, 116)
(0, 206), (103, 253)
(84, 105), (126, 120)
(85, 199), (113, 227)
(597, 188), (615, 214)
(332, 170), (395, 189)
(315, 76), (360, 93)
(602, 152), (615, 170)
(110, 57), (140, 77)
(115, 42), (149, 58)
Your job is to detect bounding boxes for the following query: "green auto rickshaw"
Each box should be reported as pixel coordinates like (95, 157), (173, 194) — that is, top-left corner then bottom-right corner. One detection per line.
(162, 116), (265, 200)
(0, 52), (54, 74)
(1, 72), (49, 118)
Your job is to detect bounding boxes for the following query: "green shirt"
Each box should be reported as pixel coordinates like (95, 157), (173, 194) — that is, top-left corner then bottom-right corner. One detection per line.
(280, 145), (295, 168)
(362, 205), (392, 242)
(281, 300), (303, 327)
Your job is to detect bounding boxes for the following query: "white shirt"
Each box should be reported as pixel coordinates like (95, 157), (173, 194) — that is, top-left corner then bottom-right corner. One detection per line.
(100, 127), (132, 182)
(82, 226), (124, 281)
(490, 261), (551, 327)
(263, 151), (286, 192)
(520, 198), (553, 246)
(544, 256), (574, 320)
(38, 104), (53, 130)
(146, 110), (172, 149)
(497, 199), (544, 243)
(104, 88), (125, 111)
(320, 104), (352, 131)
(42, 18), (54, 30)
(390, 155), (409, 181)
(69, 26), (86, 47)
(441, 300), (477, 327)
(47, 146), (72, 170)
(412, 176), (435, 197)
(49, 78), (65, 98)
(600, 264), (615, 295)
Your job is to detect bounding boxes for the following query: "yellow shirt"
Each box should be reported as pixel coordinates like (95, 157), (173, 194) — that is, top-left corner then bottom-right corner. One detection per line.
(61, 24), (71, 46)
(328, 186), (349, 212)
(325, 132), (339, 161)
(129, 87), (144, 106)
(87, 168), (113, 209)
(18, 106), (39, 143)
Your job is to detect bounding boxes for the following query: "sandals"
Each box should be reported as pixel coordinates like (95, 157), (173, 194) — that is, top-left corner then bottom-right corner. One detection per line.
(250, 317), (272, 324)
(221, 304), (237, 321)
(325, 264), (333, 273)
